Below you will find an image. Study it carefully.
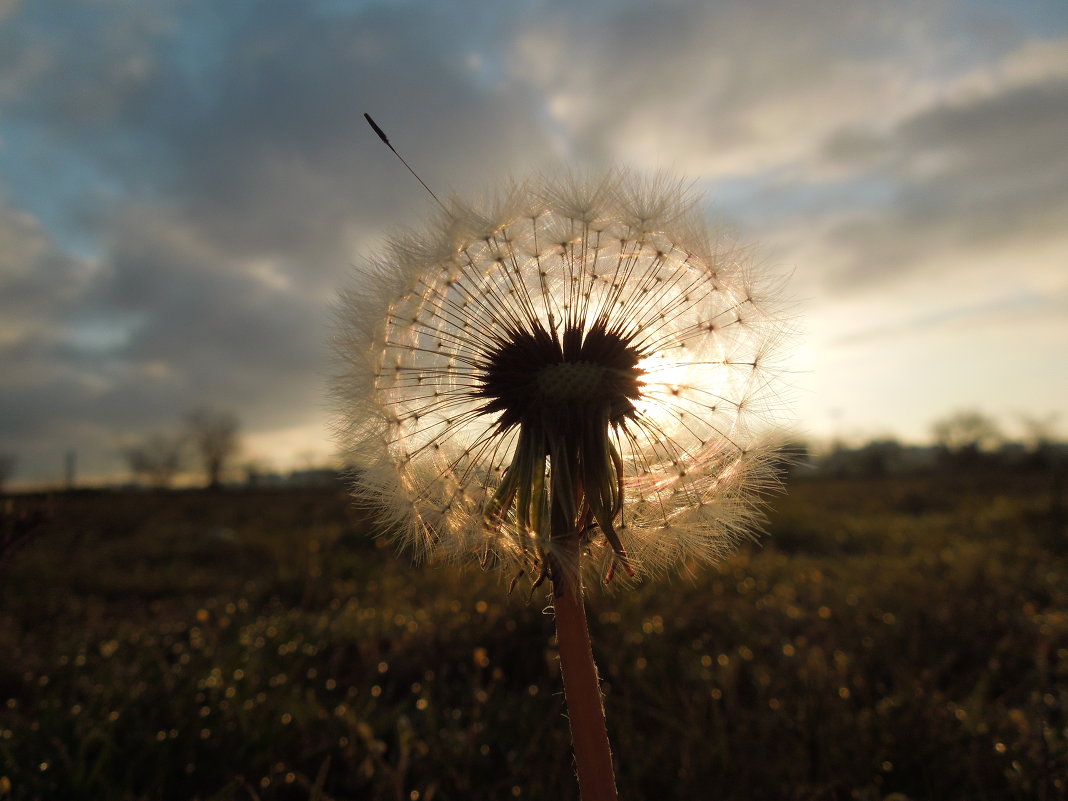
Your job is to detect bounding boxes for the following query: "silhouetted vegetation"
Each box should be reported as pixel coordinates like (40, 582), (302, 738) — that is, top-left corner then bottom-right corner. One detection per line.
(1, 466), (1065, 800)
(121, 434), (186, 489)
(801, 410), (1065, 481)
(186, 408), (241, 490)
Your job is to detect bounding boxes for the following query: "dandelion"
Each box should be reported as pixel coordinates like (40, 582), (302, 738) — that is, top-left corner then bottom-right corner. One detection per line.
(335, 170), (787, 799)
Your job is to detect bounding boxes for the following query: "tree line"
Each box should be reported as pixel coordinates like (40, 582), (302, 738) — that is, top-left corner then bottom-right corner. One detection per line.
(120, 407), (240, 490)
(794, 409), (1065, 479)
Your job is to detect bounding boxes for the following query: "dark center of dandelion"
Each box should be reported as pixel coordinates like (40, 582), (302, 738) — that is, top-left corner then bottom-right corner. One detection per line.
(477, 321), (642, 580)
(537, 362), (606, 399)
(475, 322), (644, 433)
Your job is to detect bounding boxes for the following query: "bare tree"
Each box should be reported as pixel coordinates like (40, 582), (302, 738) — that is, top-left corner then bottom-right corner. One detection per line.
(932, 410), (1002, 465)
(186, 408), (240, 489)
(1018, 412), (1062, 469)
(1019, 413), (1060, 451)
(932, 410), (1002, 452)
(122, 434), (185, 489)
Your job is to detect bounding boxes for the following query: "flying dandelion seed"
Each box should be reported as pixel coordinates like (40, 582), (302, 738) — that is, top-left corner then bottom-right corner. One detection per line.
(335, 171), (786, 584)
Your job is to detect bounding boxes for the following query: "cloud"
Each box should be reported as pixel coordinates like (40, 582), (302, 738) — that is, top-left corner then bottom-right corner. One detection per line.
(509, 0), (977, 176)
(1, 0), (1066, 481)
(828, 289), (1066, 347)
(0, 0), (562, 483)
(817, 70), (1068, 286)
(0, 196), (338, 482)
(0, 201), (94, 350)
(0, 199), (127, 478)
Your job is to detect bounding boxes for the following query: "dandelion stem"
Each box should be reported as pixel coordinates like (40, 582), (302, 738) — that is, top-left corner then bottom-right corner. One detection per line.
(552, 538), (619, 801)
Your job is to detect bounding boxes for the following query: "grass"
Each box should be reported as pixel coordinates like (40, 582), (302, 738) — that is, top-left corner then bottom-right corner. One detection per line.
(0, 470), (1065, 800)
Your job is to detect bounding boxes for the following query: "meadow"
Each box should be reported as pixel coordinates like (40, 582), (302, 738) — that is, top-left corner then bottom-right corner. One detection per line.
(1, 469), (1065, 800)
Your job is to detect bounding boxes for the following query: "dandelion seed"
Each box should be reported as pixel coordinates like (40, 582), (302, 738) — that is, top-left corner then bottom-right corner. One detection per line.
(335, 171), (785, 581)
(335, 167), (789, 801)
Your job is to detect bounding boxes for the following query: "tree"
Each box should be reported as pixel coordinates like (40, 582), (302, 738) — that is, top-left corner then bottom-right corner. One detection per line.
(1017, 412), (1062, 469)
(1019, 412), (1059, 449)
(186, 408), (240, 489)
(122, 434), (184, 489)
(932, 410), (1002, 465)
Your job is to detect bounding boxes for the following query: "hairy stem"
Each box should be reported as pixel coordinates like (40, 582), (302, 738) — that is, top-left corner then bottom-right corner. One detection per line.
(552, 538), (619, 801)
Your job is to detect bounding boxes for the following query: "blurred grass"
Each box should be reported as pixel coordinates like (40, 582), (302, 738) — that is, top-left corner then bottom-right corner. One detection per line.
(0, 472), (1065, 800)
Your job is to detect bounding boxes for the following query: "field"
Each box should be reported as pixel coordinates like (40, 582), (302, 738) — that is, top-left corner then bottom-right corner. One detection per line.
(1, 470), (1066, 800)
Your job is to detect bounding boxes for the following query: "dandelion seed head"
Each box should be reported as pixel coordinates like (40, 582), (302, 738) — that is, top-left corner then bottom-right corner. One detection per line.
(335, 170), (788, 579)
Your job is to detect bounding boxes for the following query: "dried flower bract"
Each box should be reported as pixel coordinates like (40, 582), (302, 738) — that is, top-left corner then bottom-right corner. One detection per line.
(335, 171), (786, 582)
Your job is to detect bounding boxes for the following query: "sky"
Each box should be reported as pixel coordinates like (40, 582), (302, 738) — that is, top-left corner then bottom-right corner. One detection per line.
(1, 0), (1066, 487)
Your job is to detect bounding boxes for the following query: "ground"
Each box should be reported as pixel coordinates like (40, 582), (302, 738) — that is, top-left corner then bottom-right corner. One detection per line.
(0, 469), (1065, 800)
